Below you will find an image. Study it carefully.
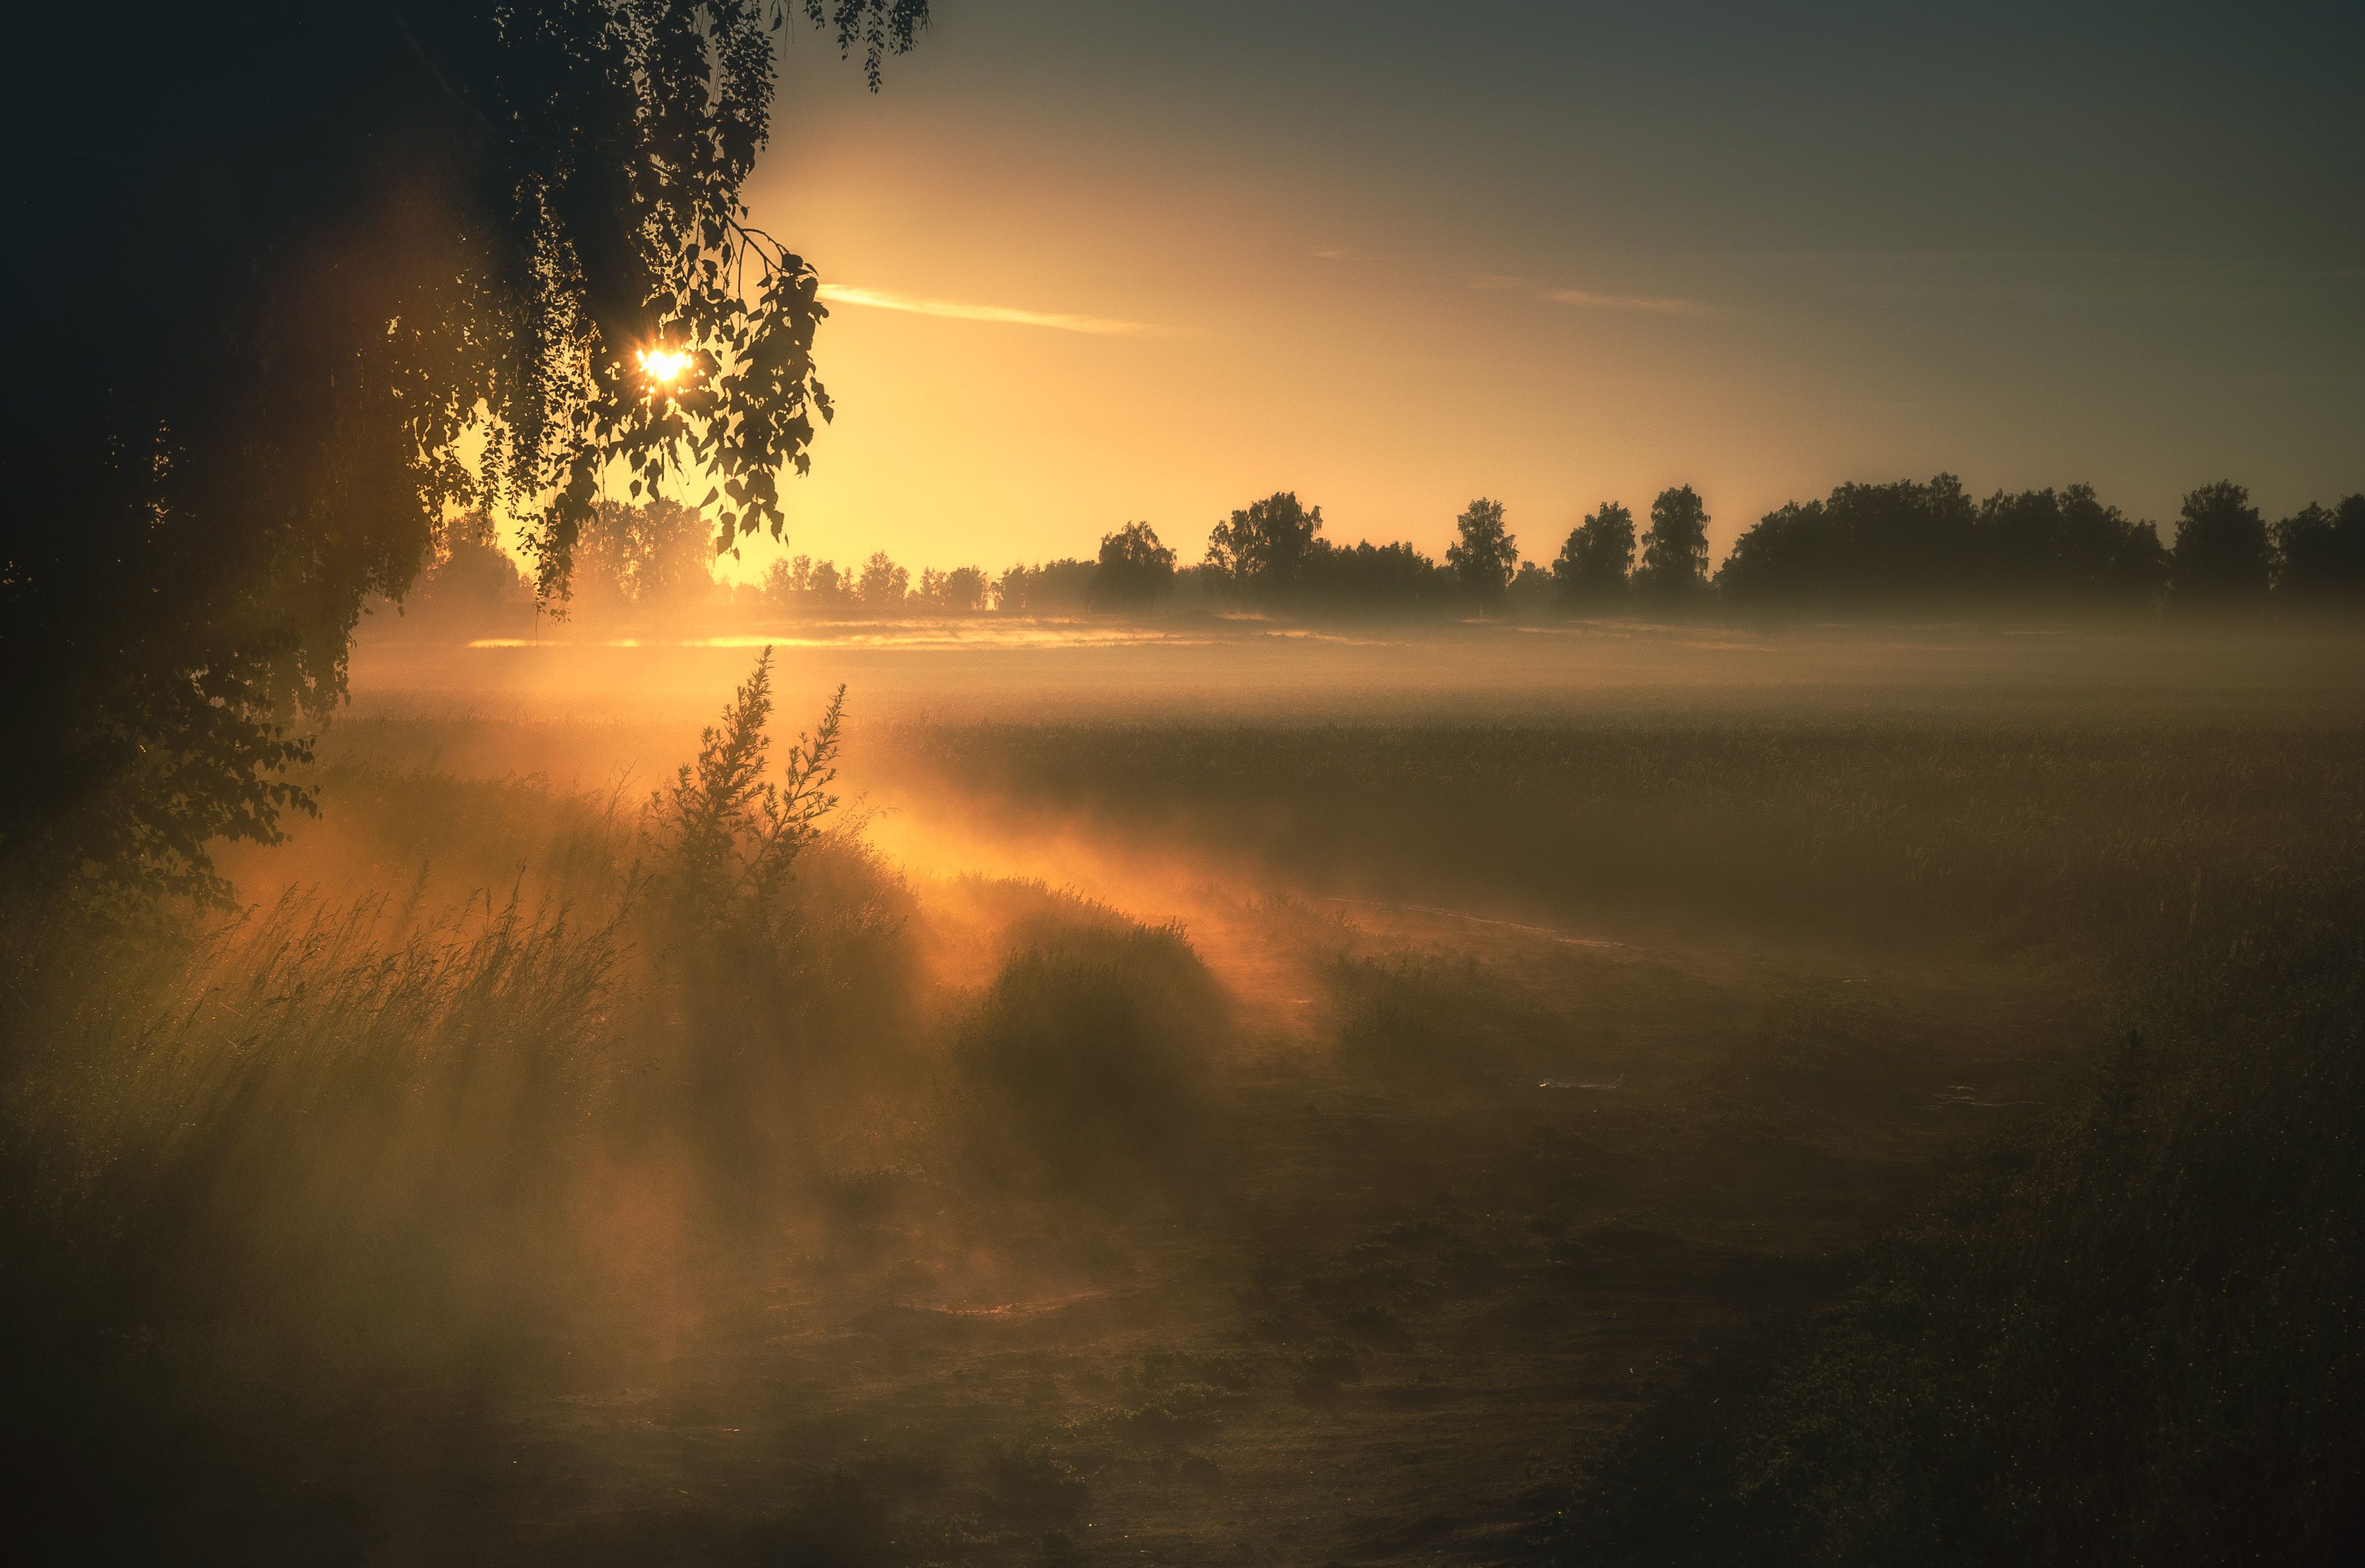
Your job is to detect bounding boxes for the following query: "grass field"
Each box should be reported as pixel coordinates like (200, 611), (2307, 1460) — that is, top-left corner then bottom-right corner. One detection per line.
(4, 626), (2361, 1563)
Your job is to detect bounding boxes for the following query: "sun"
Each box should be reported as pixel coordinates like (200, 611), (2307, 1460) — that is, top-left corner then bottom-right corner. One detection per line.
(637, 347), (691, 386)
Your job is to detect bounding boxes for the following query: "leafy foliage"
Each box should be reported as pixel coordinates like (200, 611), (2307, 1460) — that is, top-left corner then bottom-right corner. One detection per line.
(1088, 522), (1179, 609)
(1555, 502), (1638, 607)
(646, 650), (844, 936)
(2171, 479), (2274, 607)
(1973, 483), (2168, 607)
(0, 1), (929, 901)
(1635, 485), (1714, 602)
(1719, 476), (2167, 615)
(2273, 495), (2365, 602)
(1199, 493), (1456, 616)
(1206, 492), (1329, 599)
(995, 558), (1100, 615)
(1446, 497), (1520, 607)
(857, 550), (912, 610)
(575, 498), (718, 610)
(918, 564), (992, 613)
(1305, 539), (1454, 615)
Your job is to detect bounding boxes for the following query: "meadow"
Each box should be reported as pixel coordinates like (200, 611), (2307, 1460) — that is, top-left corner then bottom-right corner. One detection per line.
(3, 623), (2361, 1563)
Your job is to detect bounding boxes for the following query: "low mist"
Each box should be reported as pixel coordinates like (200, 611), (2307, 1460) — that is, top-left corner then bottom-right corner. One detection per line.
(12, 5), (2362, 1562)
(8, 618), (2362, 1562)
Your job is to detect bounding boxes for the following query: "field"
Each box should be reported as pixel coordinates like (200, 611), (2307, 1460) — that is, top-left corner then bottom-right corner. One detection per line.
(5, 622), (2362, 1563)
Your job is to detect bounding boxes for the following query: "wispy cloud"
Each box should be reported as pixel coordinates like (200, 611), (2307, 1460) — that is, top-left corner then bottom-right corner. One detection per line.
(816, 283), (1171, 336)
(1472, 272), (1728, 319)
(1539, 287), (1726, 317)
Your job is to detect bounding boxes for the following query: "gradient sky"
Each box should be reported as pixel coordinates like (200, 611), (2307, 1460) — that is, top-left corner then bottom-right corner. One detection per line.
(731, 0), (2362, 577)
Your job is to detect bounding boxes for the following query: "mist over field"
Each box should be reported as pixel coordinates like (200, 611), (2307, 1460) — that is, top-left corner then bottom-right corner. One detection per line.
(7, 613), (2357, 1561)
(7, 3), (2363, 1563)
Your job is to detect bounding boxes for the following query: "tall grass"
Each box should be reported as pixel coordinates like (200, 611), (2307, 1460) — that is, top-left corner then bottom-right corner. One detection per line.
(1551, 874), (2365, 1565)
(0, 658), (1294, 1554)
(0, 882), (631, 1546)
(1325, 952), (1557, 1081)
(0, 658), (942, 1547)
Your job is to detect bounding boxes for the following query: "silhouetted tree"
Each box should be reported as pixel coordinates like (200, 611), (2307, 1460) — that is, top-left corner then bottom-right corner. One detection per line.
(577, 499), (717, 612)
(2274, 496), (2365, 605)
(1302, 541), (1451, 616)
(1635, 486), (1713, 604)
(762, 558), (801, 608)
(1446, 498), (1520, 609)
(1, 1), (932, 901)
(1206, 492), (1327, 600)
(1974, 483), (2166, 611)
(1088, 522), (1179, 611)
(765, 556), (853, 613)
(1554, 502), (1636, 610)
(1832, 475), (1976, 604)
(994, 564), (1033, 613)
(915, 565), (988, 613)
(995, 560), (1098, 615)
(1507, 560), (1556, 618)
(1717, 475), (1982, 613)
(1716, 501), (1831, 610)
(402, 511), (534, 630)
(937, 565), (991, 613)
(1036, 560), (1100, 611)
(857, 551), (910, 611)
(2170, 481), (2273, 609)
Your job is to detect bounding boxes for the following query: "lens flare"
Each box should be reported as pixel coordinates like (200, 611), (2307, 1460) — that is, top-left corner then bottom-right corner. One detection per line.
(637, 347), (691, 385)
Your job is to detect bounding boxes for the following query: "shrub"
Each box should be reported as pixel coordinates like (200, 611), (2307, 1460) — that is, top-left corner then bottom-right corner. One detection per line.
(953, 919), (1224, 1190)
(643, 649), (843, 942)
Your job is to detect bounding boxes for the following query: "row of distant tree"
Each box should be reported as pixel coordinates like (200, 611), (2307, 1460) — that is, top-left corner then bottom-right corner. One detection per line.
(400, 500), (1123, 625)
(402, 478), (2365, 629)
(1182, 479), (2365, 617)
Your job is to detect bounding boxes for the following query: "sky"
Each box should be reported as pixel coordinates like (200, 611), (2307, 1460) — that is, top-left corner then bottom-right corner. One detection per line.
(731, 0), (2364, 577)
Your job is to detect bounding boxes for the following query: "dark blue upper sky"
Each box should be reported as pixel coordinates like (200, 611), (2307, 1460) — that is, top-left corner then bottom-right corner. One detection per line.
(747, 1), (2362, 568)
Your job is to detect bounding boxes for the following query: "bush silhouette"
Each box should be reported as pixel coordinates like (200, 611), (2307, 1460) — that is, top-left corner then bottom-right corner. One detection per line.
(644, 650), (843, 942)
(953, 921), (1224, 1190)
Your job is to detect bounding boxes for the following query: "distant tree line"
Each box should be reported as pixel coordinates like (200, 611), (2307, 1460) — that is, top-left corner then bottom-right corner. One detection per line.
(405, 477), (2365, 632)
(1712, 477), (2362, 616)
(1181, 476), (2362, 620)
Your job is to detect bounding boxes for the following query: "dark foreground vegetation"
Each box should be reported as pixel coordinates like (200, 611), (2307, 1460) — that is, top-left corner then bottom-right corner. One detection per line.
(1559, 882), (2365, 1565)
(3, 658), (2360, 1562)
